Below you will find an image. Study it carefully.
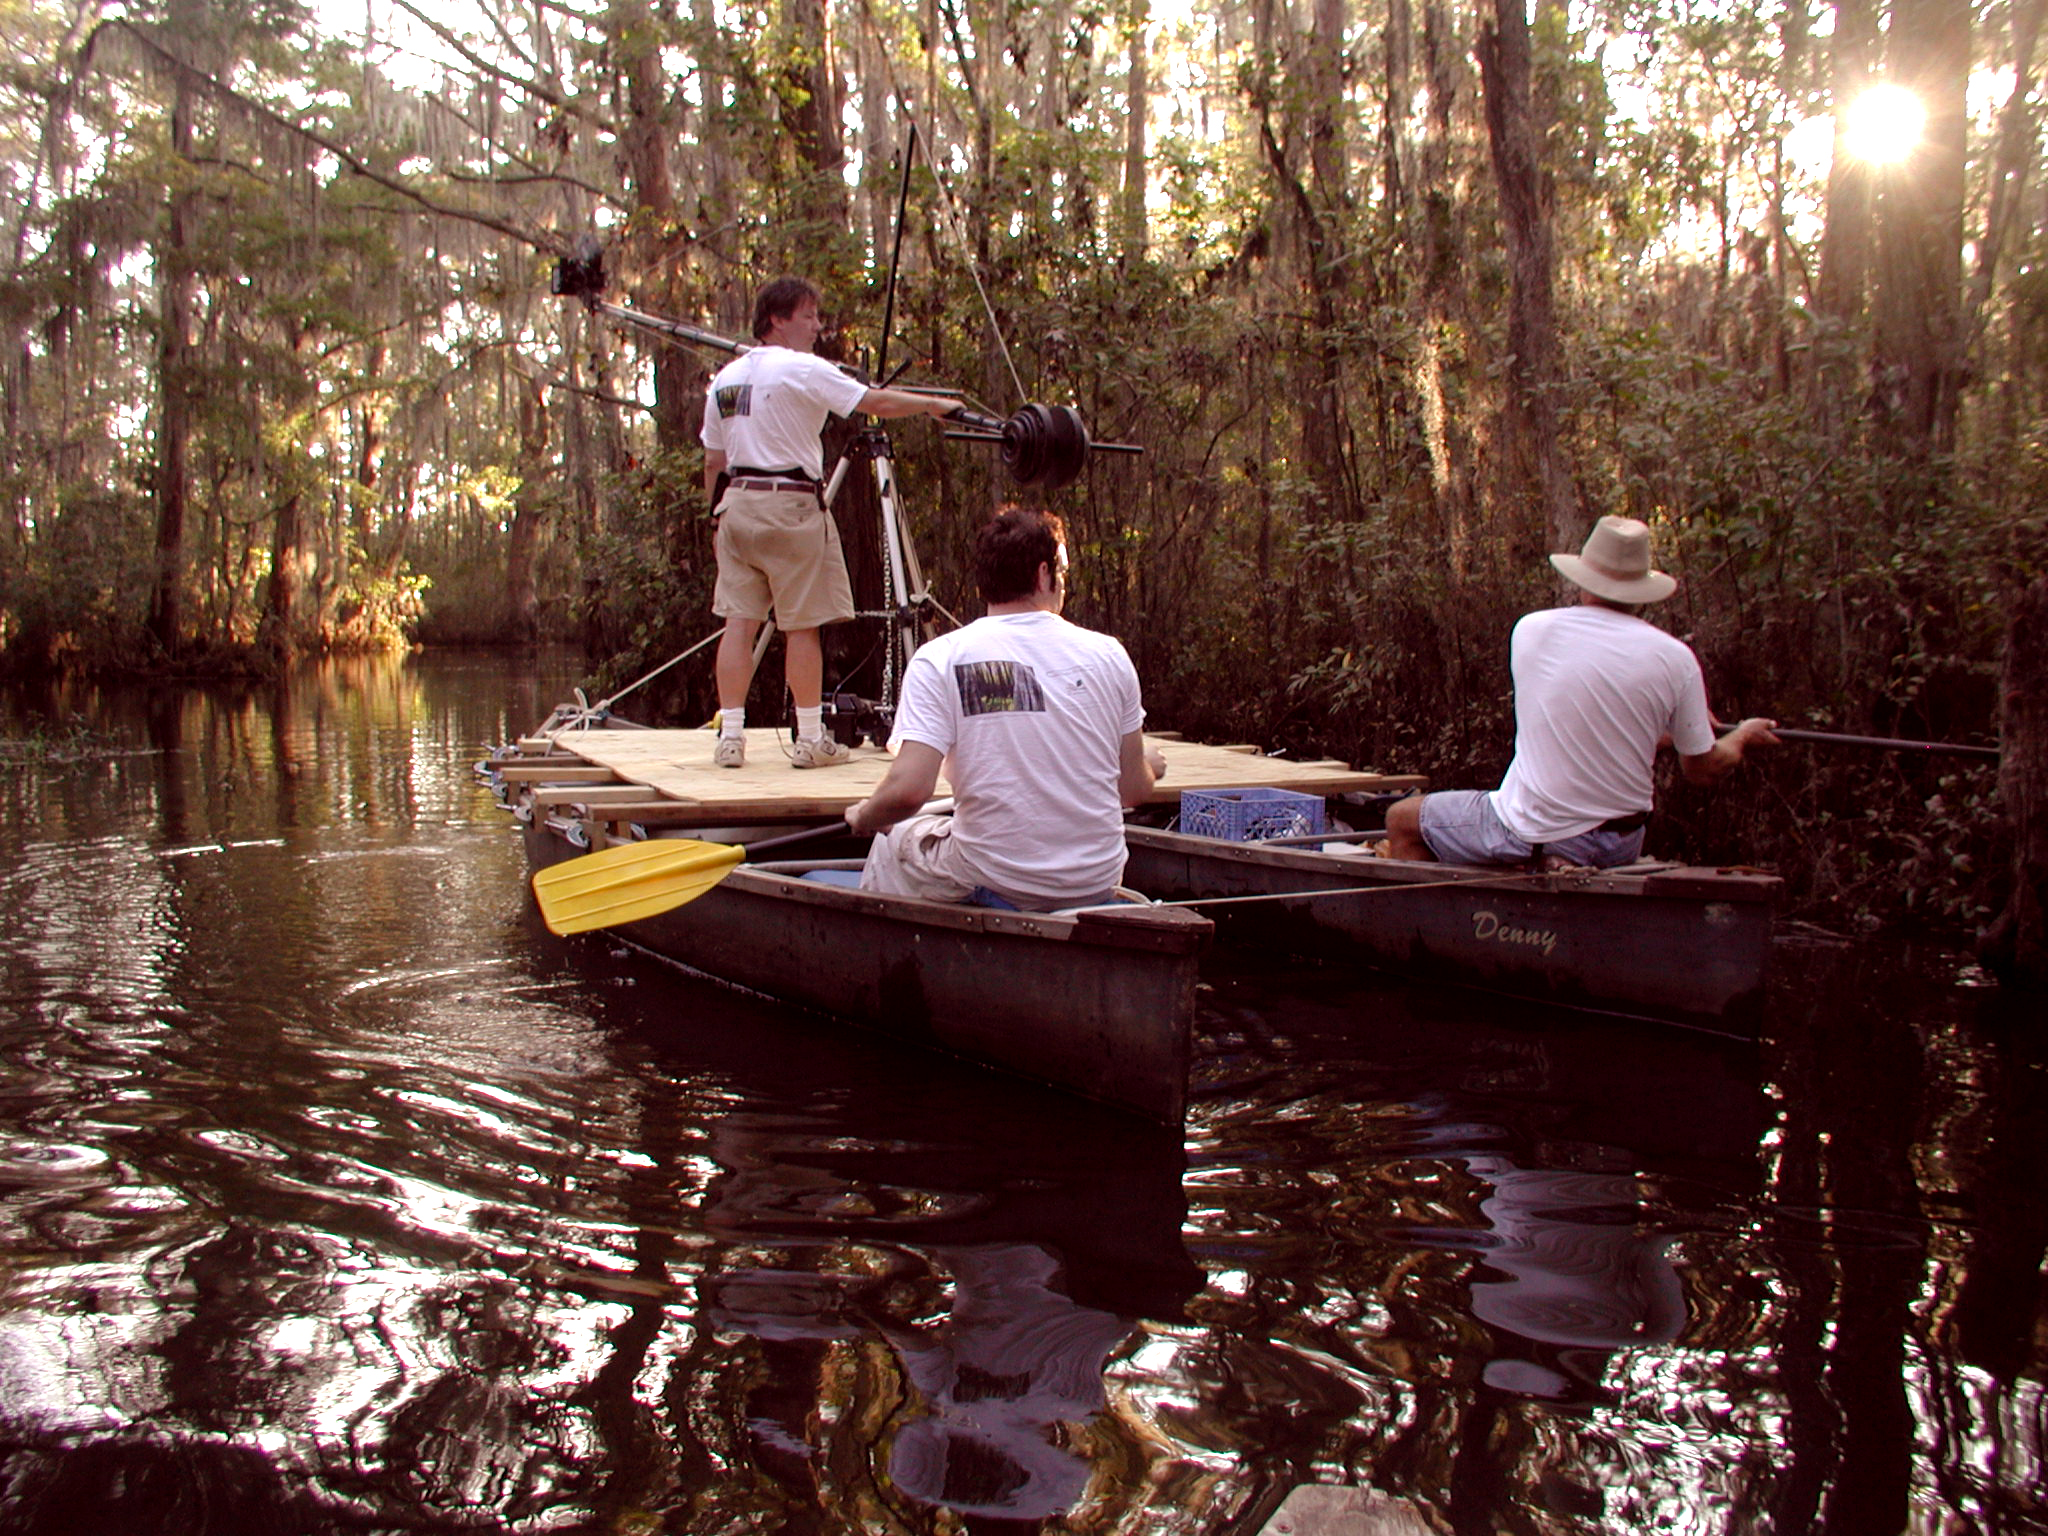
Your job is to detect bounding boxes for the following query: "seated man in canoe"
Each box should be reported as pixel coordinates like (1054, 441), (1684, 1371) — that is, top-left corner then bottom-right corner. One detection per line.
(1384, 516), (1778, 869)
(845, 508), (1165, 910)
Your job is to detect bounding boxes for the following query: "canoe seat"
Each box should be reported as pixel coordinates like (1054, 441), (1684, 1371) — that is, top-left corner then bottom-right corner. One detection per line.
(800, 868), (864, 888)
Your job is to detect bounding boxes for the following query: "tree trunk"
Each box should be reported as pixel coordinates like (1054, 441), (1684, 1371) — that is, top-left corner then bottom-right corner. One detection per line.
(857, 23), (897, 268)
(147, 34), (199, 657)
(783, 0), (854, 283)
(1252, 0), (1353, 517)
(1870, 0), (1970, 466)
(1815, 0), (1879, 328)
(1416, 0), (1480, 566)
(1806, 0), (1880, 434)
(506, 376), (549, 642)
(612, 0), (695, 453)
(1120, 3), (1149, 264)
(353, 341), (384, 553)
(1964, 0), (2044, 342)
(261, 490), (307, 657)
(1477, 0), (1580, 557)
(1979, 577), (2048, 989)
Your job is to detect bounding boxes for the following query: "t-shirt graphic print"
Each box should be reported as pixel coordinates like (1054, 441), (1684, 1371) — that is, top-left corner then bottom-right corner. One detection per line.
(953, 660), (1046, 715)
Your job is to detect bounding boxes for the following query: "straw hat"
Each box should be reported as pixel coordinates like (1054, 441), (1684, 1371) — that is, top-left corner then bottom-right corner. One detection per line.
(1549, 517), (1677, 604)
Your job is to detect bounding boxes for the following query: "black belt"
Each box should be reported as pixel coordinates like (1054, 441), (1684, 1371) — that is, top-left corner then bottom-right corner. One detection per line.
(726, 478), (819, 494)
(728, 466), (816, 484)
(1597, 810), (1650, 833)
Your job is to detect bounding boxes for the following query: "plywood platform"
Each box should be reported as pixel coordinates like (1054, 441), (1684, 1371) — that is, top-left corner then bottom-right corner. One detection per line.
(506, 726), (1423, 826)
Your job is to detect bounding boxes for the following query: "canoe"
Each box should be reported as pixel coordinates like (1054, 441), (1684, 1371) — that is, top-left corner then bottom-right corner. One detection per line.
(521, 817), (1212, 1125)
(1119, 824), (1780, 1034)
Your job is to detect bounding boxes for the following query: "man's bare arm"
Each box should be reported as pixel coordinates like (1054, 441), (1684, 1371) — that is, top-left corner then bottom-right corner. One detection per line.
(1680, 717), (1780, 786)
(857, 388), (964, 421)
(1118, 731), (1166, 809)
(846, 741), (945, 835)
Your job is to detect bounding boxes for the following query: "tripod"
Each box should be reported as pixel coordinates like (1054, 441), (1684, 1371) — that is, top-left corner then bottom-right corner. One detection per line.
(811, 418), (945, 747)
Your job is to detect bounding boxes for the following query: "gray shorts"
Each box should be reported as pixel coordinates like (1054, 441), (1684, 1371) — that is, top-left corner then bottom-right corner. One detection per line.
(1418, 790), (1646, 869)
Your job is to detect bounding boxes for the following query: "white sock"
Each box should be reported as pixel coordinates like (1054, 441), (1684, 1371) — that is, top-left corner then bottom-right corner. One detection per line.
(795, 705), (823, 741)
(720, 708), (745, 739)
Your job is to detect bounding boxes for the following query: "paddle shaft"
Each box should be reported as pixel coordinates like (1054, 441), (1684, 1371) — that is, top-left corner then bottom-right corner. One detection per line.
(1720, 722), (1998, 760)
(744, 820), (852, 856)
(739, 798), (953, 858)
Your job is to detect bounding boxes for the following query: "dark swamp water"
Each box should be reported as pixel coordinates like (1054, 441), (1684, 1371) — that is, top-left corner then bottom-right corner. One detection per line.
(0, 650), (2041, 1535)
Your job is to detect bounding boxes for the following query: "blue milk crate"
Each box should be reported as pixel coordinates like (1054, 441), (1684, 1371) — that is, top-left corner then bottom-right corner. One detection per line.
(1179, 787), (1326, 843)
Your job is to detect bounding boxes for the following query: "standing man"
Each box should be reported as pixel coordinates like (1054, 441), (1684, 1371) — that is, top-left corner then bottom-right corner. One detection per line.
(1385, 516), (1778, 868)
(701, 277), (961, 768)
(846, 508), (1167, 910)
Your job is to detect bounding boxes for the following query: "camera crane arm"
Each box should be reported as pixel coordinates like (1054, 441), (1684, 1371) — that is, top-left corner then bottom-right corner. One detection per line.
(550, 238), (1137, 492)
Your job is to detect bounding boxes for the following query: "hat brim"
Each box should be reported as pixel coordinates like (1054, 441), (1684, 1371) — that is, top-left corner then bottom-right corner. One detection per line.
(1550, 553), (1676, 604)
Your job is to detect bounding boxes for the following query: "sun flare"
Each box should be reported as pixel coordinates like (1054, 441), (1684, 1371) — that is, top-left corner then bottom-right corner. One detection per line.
(1841, 83), (1927, 165)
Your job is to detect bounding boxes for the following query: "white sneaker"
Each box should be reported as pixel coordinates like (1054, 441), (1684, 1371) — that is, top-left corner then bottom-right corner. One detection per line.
(789, 735), (852, 768)
(714, 736), (746, 768)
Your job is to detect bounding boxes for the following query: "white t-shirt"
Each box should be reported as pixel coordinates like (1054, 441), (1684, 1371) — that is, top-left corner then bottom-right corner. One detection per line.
(1490, 604), (1716, 842)
(890, 611), (1145, 904)
(701, 346), (868, 481)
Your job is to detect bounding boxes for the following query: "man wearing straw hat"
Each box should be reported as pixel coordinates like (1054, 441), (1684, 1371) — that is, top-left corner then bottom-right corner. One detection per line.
(1384, 516), (1779, 869)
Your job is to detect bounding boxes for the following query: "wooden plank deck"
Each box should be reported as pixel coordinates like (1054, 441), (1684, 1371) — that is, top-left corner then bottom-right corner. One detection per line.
(517, 726), (1423, 824)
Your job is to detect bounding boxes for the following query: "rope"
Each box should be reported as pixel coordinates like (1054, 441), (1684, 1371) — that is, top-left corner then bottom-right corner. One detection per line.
(560, 626), (725, 727)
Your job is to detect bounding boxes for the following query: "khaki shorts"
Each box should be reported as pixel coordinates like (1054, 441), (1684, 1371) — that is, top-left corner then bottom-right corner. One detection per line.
(859, 814), (1121, 911)
(859, 814), (978, 902)
(712, 487), (855, 630)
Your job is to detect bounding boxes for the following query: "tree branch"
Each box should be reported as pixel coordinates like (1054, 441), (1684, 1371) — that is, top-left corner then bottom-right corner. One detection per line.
(383, 0), (616, 135)
(81, 19), (568, 256)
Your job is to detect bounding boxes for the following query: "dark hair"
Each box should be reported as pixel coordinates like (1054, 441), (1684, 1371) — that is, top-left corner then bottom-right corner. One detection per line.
(752, 277), (821, 339)
(974, 507), (1065, 604)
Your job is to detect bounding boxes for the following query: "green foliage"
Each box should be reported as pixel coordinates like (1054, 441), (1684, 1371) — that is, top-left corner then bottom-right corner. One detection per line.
(569, 447), (720, 725)
(0, 716), (103, 768)
(0, 472), (156, 667)
(1, 0), (2042, 942)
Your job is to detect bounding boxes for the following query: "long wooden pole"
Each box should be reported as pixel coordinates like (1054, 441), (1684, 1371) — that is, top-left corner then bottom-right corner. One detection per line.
(1720, 723), (1998, 760)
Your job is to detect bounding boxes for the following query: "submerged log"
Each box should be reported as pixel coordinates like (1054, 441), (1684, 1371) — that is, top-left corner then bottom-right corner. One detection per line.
(1979, 575), (2048, 989)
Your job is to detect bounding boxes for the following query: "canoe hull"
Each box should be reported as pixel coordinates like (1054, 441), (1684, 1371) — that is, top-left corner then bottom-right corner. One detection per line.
(526, 826), (1210, 1124)
(1121, 826), (1779, 1034)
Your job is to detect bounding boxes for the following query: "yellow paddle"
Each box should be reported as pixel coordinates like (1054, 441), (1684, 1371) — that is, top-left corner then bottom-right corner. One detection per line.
(532, 800), (951, 936)
(533, 838), (750, 935)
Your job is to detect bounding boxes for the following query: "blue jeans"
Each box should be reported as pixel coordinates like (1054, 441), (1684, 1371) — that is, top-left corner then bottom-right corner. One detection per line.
(968, 886), (1127, 911)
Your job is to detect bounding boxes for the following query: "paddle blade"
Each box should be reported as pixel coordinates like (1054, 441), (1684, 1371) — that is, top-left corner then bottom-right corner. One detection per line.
(531, 839), (746, 935)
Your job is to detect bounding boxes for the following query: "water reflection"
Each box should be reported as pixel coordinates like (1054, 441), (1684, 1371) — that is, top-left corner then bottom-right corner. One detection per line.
(1452, 1159), (1686, 1400)
(882, 1244), (1129, 1518)
(0, 654), (2042, 1534)
(695, 1099), (1197, 1523)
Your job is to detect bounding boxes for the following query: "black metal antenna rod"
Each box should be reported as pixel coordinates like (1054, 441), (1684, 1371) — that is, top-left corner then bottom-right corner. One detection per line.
(876, 120), (918, 384)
